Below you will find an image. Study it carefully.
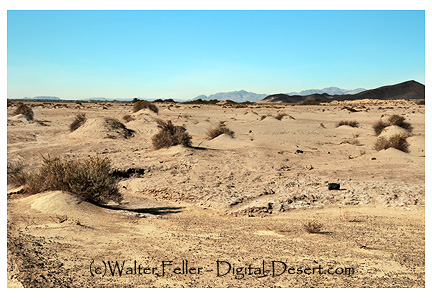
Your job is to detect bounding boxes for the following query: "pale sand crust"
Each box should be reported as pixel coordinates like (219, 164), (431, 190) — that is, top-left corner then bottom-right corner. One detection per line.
(7, 101), (425, 287)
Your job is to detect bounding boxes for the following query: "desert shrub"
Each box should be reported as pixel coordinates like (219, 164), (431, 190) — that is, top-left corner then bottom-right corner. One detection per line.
(303, 221), (323, 234)
(23, 156), (122, 205)
(13, 103), (34, 121)
(274, 113), (287, 120)
(342, 106), (358, 112)
(387, 114), (413, 132)
(206, 122), (235, 139)
(372, 115), (413, 136)
(373, 134), (409, 153)
(122, 114), (135, 123)
(372, 119), (388, 136)
(133, 100), (159, 114)
(336, 120), (359, 128)
(70, 113), (87, 132)
(152, 119), (192, 149)
(104, 118), (135, 138)
(414, 99), (425, 105)
(7, 158), (27, 186)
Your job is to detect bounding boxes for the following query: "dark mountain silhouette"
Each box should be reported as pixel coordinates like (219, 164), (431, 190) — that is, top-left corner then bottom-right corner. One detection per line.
(260, 80), (425, 103)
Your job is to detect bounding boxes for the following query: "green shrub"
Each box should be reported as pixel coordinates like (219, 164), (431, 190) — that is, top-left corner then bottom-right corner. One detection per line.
(373, 134), (409, 153)
(206, 122), (235, 139)
(23, 156), (122, 205)
(13, 103), (34, 121)
(133, 100), (159, 114)
(70, 113), (87, 132)
(152, 120), (192, 149)
(336, 120), (359, 128)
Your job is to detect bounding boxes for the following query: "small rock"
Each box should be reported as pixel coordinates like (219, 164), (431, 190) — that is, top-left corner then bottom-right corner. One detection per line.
(328, 183), (340, 190)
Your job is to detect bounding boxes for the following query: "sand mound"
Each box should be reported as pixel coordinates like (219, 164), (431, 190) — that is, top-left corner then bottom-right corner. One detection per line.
(205, 134), (250, 149)
(25, 191), (102, 218)
(379, 125), (410, 138)
(374, 147), (417, 162)
(406, 135), (425, 156)
(335, 125), (360, 130)
(156, 144), (193, 156)
(8, 114), (32, 124)
(69, 117), (134, 139)
(261, 116), (280, 122)
(133, 109), (158, 118)
(360, 147), (421, 163)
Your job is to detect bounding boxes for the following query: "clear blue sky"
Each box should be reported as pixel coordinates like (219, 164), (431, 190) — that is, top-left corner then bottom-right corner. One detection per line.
(7, 10), (425, 100)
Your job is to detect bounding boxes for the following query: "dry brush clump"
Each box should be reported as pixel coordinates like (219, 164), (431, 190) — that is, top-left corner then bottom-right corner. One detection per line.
(19, 156), (122, 205)
(70, 113), (87, 132)
(373, 134), (410, 153)
(274, 113), (287, 120)
(152, 119), (192, 149)
(206, 122), (235, 139)
(7, 158), (27, 187)
(372, 114), (413, 136)
(387, 114), (413, 131)
(133, 100), (159, 114)
(122, 114), (135, 123)
(13, 103), (34, 121)
(303, 221), (324, 234)
(335, 120), (359, 128)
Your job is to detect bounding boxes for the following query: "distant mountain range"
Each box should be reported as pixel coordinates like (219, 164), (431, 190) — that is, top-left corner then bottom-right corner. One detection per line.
(260, 80), (425, 103)
(191, 90), (268, 102)
(286, 87), (366, 96)
(11, 81), (424, 103)
(23, 96), (63, 100)
(191, 87), (366, 103)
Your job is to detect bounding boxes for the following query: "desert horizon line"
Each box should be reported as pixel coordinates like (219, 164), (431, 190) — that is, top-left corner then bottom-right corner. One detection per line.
(7, 79), (425, 102)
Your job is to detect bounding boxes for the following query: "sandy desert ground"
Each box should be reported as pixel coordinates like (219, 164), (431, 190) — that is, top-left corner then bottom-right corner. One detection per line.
(6, 100), (425, 287)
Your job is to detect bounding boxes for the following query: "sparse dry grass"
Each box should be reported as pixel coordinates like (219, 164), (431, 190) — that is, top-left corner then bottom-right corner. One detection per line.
(373, 134), (410, 153)
(152, 119), (192, 149)
(133, 100), (159, 114)
(206, 122), (235, 139)
(22, 156), (122, 205)
(70, 113), (86, 132)
(336, 120), (359, 128)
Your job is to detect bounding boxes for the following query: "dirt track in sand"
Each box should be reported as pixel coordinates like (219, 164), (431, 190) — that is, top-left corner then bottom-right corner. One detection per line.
(7, 101), (425, 287)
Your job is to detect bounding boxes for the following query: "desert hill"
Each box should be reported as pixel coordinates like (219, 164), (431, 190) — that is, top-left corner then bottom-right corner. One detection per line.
(260, 80), (425, 103)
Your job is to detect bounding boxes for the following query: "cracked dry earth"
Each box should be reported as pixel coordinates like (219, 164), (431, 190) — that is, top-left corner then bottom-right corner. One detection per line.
(7, 101), (425, 287)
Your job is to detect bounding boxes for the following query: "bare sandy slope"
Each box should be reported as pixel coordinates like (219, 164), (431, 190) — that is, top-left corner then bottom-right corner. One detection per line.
(7, 101), (425, 287)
